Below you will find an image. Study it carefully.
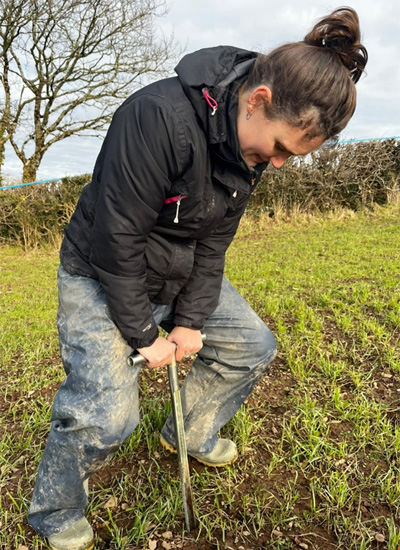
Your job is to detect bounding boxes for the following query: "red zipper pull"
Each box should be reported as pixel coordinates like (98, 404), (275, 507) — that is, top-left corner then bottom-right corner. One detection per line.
(202, 88), (218, 116)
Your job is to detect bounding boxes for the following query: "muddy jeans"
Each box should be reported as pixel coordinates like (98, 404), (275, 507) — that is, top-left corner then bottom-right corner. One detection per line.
(28, 265), (277, 537)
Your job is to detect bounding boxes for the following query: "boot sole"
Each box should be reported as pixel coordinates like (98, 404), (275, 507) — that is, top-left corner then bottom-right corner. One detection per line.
(160, 435), (238, 467)
(49, 542), (94, 550)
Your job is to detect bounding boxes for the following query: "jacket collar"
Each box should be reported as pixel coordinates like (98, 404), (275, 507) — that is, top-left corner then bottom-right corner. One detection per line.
(175, 46), (268, 191)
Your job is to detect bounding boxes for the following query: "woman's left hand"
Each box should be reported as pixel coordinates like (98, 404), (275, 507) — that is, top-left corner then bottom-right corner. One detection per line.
(167, 327), (203, 362)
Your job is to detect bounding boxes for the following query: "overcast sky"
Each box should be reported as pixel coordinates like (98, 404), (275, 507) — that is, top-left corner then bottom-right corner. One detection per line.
(3, 0), (400, 182)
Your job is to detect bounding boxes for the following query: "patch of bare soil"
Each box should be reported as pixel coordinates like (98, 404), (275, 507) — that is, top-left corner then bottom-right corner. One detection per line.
(1, 353), (397, 549)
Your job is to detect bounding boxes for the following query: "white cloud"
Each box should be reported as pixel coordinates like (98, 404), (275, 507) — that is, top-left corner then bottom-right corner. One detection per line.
(4, 0), (400, 181)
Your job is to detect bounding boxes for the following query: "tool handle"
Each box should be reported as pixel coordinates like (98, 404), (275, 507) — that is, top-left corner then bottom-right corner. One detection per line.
(127, 333), (206, 367)
(127, 352), (149, 368)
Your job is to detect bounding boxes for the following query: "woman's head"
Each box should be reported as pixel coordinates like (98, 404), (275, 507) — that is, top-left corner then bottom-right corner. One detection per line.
(242, 7), (368, 142)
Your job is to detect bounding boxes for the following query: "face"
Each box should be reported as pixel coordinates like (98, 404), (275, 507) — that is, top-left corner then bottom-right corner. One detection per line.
(237, 87), (325, 169)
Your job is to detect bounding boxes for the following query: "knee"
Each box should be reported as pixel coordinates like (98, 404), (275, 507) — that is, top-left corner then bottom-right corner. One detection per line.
(215, 319), (277, 370)
(96, 400), (139, 447)
(199, 315), (277, 371)
(53, 389), (139, 449)
(247, 320), (277, 367)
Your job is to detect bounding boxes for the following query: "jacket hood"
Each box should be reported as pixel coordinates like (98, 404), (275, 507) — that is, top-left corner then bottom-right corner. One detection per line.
(175, 46), (267, 188)
(175, 46), (257, 127)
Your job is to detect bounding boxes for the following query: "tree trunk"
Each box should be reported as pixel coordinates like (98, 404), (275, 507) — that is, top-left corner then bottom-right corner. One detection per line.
(0, 143), (4, 187)
(22, 160), (39, 183)
(0, 132), (6, 187)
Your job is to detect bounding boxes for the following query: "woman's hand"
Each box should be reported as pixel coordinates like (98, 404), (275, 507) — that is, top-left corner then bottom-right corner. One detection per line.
(167, 327), (203, 362)
(137, 337), (176, 368)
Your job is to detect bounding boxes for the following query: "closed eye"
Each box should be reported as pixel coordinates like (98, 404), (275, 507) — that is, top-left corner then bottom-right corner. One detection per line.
(276, 142), (294, 156)
(276, 142), (289, 154)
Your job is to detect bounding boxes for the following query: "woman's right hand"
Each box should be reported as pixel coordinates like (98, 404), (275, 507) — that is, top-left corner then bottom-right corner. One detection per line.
(137, 337), (177, 368)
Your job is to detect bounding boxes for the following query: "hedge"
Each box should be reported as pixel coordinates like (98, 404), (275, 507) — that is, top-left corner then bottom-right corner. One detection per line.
(1, 140), (399, 248)
(0, 174), (91, 248)
(249, 139), (400, 213)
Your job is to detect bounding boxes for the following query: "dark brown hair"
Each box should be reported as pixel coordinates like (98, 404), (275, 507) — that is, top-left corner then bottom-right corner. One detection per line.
(244, 7), (368, 140)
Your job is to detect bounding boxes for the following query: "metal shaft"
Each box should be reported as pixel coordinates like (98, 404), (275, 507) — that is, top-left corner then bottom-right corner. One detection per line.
(167, 356), (197, 531)
(127, 349), (197, 531)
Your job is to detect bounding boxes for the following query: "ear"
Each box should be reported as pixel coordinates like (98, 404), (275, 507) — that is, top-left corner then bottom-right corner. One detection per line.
(247, 86), (272, 109)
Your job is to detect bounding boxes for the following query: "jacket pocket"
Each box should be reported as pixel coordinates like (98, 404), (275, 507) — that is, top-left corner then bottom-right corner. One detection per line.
(144, 232), (195, 304)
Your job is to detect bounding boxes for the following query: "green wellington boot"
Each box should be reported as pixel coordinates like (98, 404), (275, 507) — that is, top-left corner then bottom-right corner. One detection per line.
(47, 518), (94, 550)
(160, 434), (238, 467)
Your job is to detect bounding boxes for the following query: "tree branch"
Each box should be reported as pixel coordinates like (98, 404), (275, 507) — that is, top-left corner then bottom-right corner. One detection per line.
(0, 0), (181, 181)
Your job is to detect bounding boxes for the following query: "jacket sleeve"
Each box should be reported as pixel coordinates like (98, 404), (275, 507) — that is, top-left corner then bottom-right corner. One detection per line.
(173, 193), (249, 329)
(89, 94), (188, 349)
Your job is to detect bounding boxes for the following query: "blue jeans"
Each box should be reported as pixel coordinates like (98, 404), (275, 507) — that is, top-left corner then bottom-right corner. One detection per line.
(28, 266), (277, 536)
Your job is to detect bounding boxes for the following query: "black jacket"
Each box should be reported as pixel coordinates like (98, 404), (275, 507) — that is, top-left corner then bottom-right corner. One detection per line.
(60, 46), (267, 349)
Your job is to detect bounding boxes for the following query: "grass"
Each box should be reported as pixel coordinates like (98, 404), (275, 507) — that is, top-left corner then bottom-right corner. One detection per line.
(0, 205), (399, 549)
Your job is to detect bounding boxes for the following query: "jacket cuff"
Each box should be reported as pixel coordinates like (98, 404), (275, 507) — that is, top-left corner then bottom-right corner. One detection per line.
(127, 328), (159, 351)
(173, 316), (204, 331)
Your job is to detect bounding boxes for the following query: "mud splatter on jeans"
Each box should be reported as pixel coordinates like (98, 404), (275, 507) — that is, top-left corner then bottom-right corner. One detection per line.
(28, 266), (277, 536)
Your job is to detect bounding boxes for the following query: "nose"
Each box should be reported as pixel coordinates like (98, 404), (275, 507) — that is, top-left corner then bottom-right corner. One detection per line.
(270, 156), (287, 169)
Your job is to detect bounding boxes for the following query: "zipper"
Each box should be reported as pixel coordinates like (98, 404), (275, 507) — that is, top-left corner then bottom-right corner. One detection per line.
(174, 195), (182, 223)
(164, 194), (188, 224)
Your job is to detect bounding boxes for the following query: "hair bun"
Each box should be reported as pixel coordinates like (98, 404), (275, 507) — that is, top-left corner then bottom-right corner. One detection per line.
(304, 7), (368, 83)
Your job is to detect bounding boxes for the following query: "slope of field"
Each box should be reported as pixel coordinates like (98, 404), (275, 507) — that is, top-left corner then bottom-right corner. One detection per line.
(1, 206), (399, 549)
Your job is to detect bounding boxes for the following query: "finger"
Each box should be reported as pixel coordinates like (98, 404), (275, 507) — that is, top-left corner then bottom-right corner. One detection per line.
(166, 334), (178, 346)
(148, 359), (168, 369)
(175, 346), (185, 362)
(147, 353), (173, 369)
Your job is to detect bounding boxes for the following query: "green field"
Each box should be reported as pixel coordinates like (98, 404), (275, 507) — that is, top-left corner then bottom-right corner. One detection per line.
(1, 206), (399, 549)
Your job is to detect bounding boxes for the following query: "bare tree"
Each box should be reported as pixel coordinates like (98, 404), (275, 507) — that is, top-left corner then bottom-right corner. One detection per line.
(0, 0), (179, 183)
(0, 0), (31, 184)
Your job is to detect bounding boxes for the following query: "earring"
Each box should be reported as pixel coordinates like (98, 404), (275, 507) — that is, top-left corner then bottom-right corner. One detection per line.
(246, 104), (254, 120)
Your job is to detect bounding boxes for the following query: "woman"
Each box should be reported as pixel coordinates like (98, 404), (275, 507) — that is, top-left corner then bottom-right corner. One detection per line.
(29, 7), (367, 550)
